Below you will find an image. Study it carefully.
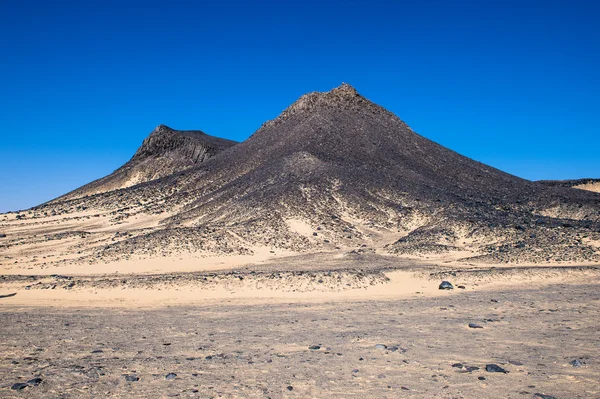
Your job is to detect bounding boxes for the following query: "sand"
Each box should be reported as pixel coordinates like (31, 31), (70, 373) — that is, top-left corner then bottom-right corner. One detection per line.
(2, 210), (600, 397)
(574, 182), (600, 193)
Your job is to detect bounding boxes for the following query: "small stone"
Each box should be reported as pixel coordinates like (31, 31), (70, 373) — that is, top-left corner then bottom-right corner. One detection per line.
(468, 323), (483, 329)
(478, 376), (486, 381)
(457, 285), (466, 289)
(26, 377), (42, 386)
(401, 386), (409, 390)
(439, 281), (454, 290)
(352, 369), (359, 373)
(308, 345), (320, 350)
(11, 383), (29, 390)
(451, 363), (463, 368)
(375, 344), (387, 350)
(124, 374), (139, 382)
(165, 373), (177, 380)
(508, 360), (523, 366)
(287, 385), (293, 391)
(569, 359), (583, 367)
(534, 394), (557, 399)
(465, 366), (480, 372)
(485, 364), (508, 373)
(91, 349), (103, 354)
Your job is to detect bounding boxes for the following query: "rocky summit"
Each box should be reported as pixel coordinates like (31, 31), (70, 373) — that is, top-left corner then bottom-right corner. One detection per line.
(3, 84), (600, 267)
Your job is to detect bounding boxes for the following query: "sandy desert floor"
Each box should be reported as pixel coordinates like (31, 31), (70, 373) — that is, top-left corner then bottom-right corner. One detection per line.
(0, 252), (599, 398)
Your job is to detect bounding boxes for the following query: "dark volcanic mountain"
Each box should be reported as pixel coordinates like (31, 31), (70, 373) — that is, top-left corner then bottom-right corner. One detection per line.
(57, 125), (238, 201)
(17, 84), (600, 265)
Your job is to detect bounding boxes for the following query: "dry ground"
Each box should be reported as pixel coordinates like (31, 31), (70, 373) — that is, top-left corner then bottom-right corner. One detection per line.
(0, 256), (599, 399)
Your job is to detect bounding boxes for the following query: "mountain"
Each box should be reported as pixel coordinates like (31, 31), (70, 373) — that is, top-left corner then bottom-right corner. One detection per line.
(56, 125), (238, 201)
(5, 84), (600, 269)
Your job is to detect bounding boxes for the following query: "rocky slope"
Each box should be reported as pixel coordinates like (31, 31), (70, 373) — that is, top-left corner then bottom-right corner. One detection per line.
(2, 84), (600, 268)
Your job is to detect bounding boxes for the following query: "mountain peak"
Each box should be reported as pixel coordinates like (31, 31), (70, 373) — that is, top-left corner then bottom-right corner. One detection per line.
(260, 83), (369, 130)
(329, 82), (359, 97)
(154, 124), (173, 133)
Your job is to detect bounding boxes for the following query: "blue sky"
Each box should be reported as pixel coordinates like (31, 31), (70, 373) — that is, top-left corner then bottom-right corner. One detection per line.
(1, 0), (598, 212)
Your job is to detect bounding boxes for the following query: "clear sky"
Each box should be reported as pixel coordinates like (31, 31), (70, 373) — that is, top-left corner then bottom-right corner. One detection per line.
(1, 0), (598, 212)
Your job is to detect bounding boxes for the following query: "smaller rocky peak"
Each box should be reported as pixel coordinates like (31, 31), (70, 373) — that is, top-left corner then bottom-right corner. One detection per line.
(153, 124), (174, 134)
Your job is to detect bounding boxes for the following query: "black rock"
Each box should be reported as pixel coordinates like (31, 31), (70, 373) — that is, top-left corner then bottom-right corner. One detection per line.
(0, 233), (6, 238)
(0, 292), (17, 299)
(287, 386), (294, 391)
(308, 345), (321, 350)
(457, 285), (466, 289)
(569, 359), (583, 367)
(11, 383), (29, 390)
(451, 363), (463, 368)
(534, 394), (557, 399)
(165, 373), (177, 380)
(468, 323), (483, 329)
(478, 376), (486, 381)
(465, 366), (480, 372)
(124, 374), (139, 382)
(26, 377), (42, 386)
(91, 349), (103, 354)
(439, 281), (454, 290)
(485, 364), (508, 373)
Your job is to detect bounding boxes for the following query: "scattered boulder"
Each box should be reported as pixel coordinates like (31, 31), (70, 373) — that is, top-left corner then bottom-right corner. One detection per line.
(468, 323), (483, 329)
(26, 378), (42, 386)
(165, 373), (177, 380)
(10, 378), (42, 390)
(124, 374), (139, 382)
(308, 345), (321, 350)
(439, 281), (454, 290)
(569, 359), (583, 367)
(485, 364), (508, 373)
